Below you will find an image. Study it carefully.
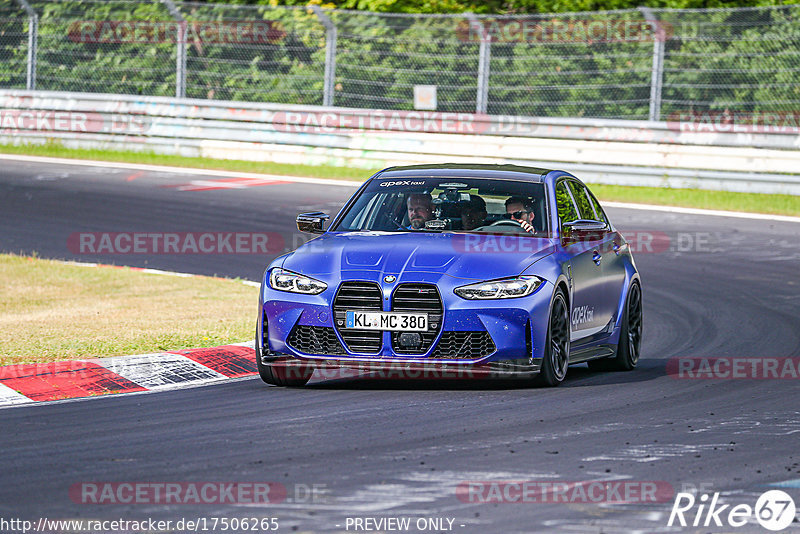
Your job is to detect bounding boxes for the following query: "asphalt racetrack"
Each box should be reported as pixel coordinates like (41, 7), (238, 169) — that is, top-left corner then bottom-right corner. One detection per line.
(1, 158), (799, 533)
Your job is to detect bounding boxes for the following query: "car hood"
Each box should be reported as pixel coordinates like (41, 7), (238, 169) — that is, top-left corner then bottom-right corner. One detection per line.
(281, 231), (556, 281)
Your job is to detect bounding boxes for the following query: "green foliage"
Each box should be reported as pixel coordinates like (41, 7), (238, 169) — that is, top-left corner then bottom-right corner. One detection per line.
(236, 0), (800, 14)
(31, 0), (177, 95)
(0, 3), (30, 88)
(180, 3), (327, 103)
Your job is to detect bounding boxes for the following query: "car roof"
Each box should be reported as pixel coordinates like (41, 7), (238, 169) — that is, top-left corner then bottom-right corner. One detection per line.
(376, 163), (551, 183)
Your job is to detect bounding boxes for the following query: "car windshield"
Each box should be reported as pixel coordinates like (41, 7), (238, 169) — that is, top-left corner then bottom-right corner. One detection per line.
(333, 177), (548, 235)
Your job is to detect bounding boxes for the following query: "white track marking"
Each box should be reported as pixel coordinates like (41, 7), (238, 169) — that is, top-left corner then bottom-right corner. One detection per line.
(769, 478), (800, 488)
(0, 154), (359, 187)
(58, 259), (259, 286)
(140, 268), (193, 277)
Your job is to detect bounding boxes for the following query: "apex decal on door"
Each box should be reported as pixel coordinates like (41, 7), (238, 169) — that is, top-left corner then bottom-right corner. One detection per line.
(572, 305), (595, 327)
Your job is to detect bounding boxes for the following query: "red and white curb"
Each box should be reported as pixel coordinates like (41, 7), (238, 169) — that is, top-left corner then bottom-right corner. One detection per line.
(1, 259), (262, 408)
(0, 341), (258, 408)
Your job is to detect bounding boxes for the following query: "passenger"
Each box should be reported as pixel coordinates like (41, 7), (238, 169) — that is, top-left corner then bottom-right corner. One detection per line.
(459, 195), (487, 231)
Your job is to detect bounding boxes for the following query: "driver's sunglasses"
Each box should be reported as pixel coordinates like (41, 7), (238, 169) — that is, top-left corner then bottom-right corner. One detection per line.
(508, 210), (530, 219)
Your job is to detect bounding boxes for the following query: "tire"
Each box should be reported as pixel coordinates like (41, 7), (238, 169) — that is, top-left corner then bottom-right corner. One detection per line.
(255, 325), (313, 387)
(534, 289), (570, 387)
(588, 282), (642, 372)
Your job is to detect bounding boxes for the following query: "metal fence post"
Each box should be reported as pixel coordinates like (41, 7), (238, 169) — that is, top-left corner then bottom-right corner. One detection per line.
(466, 13), (490, 114)
(312, 5), (337, 107)
(14, 0), (37, 90)
(639, 6), (664, 122)
(162, 0), (186, 99)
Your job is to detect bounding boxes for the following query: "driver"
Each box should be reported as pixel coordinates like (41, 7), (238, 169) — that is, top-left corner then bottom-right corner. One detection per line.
(406, 193), (434, 230)
(505, 196), (536, 234)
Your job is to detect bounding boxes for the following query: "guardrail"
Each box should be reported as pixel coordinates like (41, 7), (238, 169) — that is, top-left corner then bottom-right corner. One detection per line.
(1, 90), (799, 195)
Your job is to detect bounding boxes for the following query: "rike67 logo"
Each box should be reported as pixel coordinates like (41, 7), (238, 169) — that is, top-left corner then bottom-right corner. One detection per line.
(668, 490), (796, 531)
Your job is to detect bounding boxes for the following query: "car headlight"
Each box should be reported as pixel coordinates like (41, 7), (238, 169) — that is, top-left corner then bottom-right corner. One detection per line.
(454, 276), (544, 300)
(269, 268), (327, 295)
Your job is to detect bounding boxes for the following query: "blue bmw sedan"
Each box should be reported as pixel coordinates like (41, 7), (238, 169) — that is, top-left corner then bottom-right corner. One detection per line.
(256, 164), (642, 387)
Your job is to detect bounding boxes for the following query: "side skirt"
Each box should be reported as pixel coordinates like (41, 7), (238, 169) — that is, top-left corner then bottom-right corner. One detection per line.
(569, 344), (616, 364)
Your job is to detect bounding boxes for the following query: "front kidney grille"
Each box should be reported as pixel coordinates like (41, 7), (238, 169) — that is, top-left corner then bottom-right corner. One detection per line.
(390, 283), (443, 354)
(429, 331), (496, 360)
(287, 325), (346, 356)
(333, 281), (383, 354)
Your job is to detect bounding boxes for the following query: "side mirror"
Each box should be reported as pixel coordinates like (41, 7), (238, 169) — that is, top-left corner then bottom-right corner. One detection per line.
(296, 212), (330, 234)
(562, 219), (607, 242)
(563, 219), (608, 232)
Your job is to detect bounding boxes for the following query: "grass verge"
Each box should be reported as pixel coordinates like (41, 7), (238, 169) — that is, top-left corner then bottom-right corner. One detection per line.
(1, 142), (798, 216)
(589, 184), (799, 217)
(0, 253), (257, 366)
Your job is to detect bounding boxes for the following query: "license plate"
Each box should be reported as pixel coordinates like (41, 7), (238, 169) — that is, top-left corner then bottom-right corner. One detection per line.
(345, 311), (428, 331)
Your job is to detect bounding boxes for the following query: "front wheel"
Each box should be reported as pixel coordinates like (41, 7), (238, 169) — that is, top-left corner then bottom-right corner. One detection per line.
(534, 289), (570, 387)
(255, 326), (313, 387)
(588, 282), (642, 372)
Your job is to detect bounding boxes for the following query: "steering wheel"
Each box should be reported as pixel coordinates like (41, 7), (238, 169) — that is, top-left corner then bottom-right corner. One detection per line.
(488, 219), (523, 227)
(379, 213), (405, 230)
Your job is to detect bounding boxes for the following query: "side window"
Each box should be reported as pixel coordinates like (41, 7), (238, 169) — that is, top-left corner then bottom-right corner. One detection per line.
(555, 180), (580, 226)
(586, 188), (608, 225)
(567, 181), (598, 221)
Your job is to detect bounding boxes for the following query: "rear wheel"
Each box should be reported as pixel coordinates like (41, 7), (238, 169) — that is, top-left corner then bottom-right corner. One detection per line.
(588, 282), (642, 372)
(535, 289), (570, 387)
(255, 325), (313, 387)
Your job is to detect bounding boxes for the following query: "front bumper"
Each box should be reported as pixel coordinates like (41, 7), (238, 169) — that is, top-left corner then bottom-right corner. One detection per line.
(259, 355), (543, 379)
(260, 273), (554, 366)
